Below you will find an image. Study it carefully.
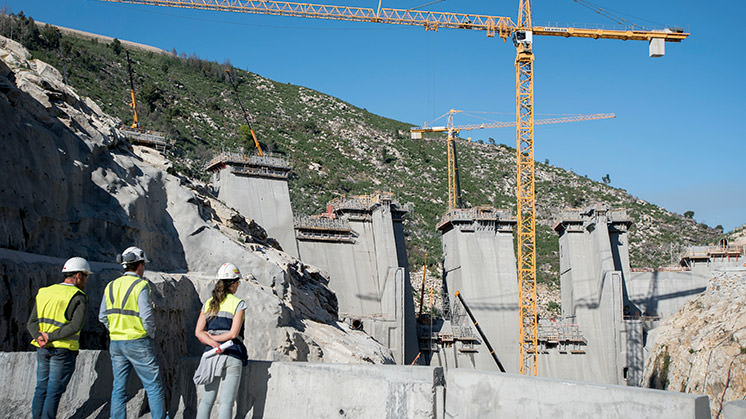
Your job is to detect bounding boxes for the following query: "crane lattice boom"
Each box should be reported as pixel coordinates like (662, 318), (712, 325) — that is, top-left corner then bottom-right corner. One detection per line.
(411, 112), (616, 135)
(100, 0), (688, 42)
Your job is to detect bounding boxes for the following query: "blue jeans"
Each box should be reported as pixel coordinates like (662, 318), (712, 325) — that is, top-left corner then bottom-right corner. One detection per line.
(109, 337), (167, 419)
(32, 347), (78, 419)
(196, 355), (243, 419)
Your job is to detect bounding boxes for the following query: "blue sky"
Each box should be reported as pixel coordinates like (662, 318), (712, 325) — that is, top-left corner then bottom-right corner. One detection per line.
(4, 0), (745, 231)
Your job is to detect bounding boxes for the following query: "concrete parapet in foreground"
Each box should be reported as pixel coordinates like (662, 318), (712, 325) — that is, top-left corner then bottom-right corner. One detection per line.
(0, 350), (714, 418)
(174, 359), (446, 418)
(0, 350), (149, 418)
(260, 363), (444, 418)
(445, 369), (711, 419)
(0, 351), (444, 418)
(723, 400), (746, 419)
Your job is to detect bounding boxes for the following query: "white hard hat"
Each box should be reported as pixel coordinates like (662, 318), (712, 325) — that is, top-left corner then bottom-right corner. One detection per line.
(217, 263), (241, 280)
(117, 246), (149, 266)
(62, 257), (92, 274)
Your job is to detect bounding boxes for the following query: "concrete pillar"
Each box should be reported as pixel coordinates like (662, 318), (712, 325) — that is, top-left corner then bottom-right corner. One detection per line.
(436, 207), (519, 373)
(206, 153), (299, 258)
(295, 193), (417, 364)
(551, 205), (636, 385)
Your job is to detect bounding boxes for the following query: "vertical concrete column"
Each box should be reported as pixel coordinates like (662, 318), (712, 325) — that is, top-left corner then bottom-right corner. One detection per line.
(206, 154), (299, 258)
(553, 206), (634, 385)
(438, 207), (519, 373)
(393, 206), (420, 363)
(294, 194), (416, 364)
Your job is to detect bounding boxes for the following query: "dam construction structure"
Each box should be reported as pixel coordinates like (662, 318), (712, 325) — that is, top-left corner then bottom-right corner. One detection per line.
(546, 205), (746, 387)
(545, 205), (640, 385)
(206, 152), (299, 258)
(627, 241), (745, 320)
(294, 192), (418, 364)
(420, 206), (520, 373)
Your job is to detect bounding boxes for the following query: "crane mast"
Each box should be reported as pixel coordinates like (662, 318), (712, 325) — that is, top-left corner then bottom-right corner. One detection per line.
(446, 111), (464, 209)
(98, 0), (688, 376)
(125, 50), (140, 129)
(514, 0), (537, 376)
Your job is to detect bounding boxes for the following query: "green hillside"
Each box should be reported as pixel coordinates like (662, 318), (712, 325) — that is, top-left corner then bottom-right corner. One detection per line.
(0, 12), (723, 286)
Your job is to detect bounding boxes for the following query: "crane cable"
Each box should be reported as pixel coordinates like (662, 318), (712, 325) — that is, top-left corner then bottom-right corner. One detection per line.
(225, 69), (264, 156)
(572, 0), (643, 30)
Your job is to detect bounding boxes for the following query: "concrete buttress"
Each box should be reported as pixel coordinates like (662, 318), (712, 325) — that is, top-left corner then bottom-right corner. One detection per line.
(435, 207), (520, 373)
(295, 193), (418, 364)
(206, 153), (299, 258)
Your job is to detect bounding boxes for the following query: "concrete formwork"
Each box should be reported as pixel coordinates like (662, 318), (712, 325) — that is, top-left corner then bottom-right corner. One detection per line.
(295, 193), (418, 364)
(206, 153), (299, 258)
(434, 207), (519, 373)
(548, 206), (637, 385)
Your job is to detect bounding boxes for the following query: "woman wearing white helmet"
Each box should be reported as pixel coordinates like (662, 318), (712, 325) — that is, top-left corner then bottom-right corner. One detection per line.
(193, 262), (248, 419)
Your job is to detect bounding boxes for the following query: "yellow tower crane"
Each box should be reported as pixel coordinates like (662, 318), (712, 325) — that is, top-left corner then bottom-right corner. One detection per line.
(125, 49), (139, 129)
(98, 0), (689, 375)
(411, 110), (615, 210)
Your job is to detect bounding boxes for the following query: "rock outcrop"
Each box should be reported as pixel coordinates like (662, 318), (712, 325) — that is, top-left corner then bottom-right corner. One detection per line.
(0, 32), (393, 378)
(643, 270), (746, 418)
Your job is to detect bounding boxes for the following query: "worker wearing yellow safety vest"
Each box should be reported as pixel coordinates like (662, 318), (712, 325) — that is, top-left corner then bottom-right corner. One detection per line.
(99, 246), (167, 419)
(193, 262), (249, 419)
(27, 257), (90, 419)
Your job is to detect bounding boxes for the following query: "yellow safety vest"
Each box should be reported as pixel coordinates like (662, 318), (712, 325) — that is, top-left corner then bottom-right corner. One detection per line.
(104, 274), (150, 341)
(203, 293), (242, 332)
(31, 283), (86, 351)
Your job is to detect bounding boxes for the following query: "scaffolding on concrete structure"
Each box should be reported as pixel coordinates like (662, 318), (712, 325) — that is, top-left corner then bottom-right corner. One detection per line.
(205, 152), (291, 179)
(537, 319), (587, 354)
(119, 128), (170, 152)
(294, 215), (355, 243)
(328, 192), (406, 222)
(436, 206), (515, 233)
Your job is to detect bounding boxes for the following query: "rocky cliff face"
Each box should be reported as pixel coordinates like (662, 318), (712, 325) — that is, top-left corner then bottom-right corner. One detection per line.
(0, 33), (394, 377)
(643, 270), (746, 418)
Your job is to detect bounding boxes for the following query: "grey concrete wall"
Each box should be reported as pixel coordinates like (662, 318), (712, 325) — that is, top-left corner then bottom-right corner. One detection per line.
(627, 270), (709, 318)
(438, 216), (519, 373)
(445, 369), (711, 419)
(1, 350), (713, 419)
(212, 168), (298, 258)
(0, 351), (444, 419)
(723, 400), (746, 419)
(393, 210), (420, 364)
(0, 350), (155, 418)
(296, 204), (417, 364)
